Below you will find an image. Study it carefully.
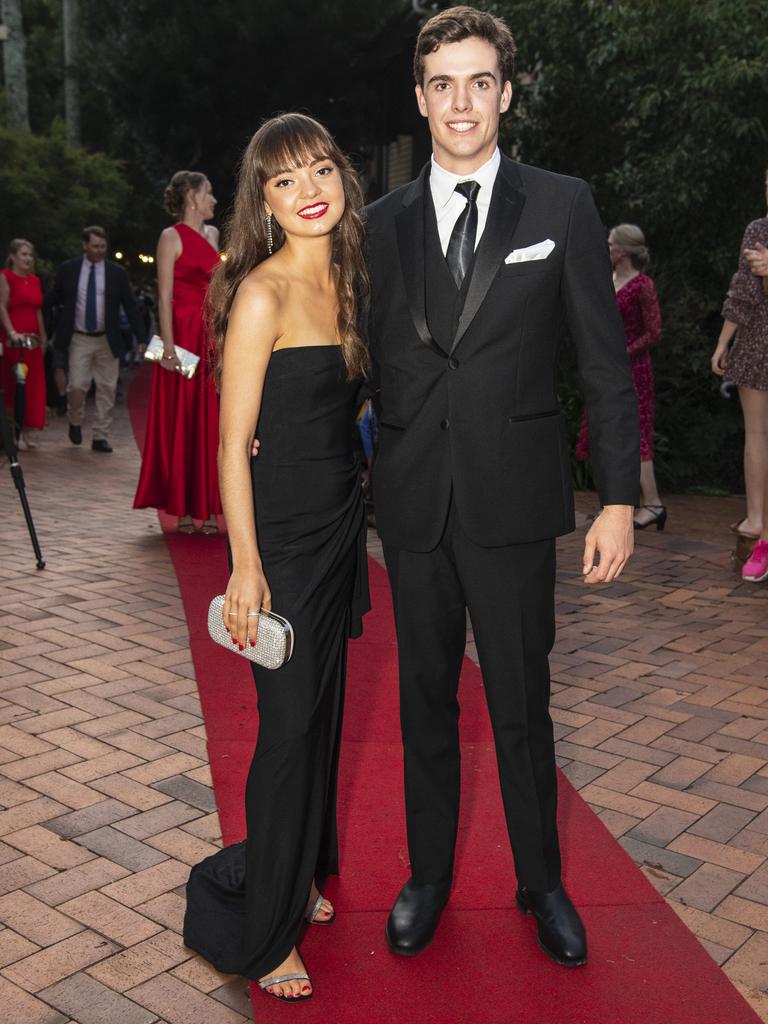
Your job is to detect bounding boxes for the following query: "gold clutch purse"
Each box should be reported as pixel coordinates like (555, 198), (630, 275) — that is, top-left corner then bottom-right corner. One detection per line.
(144, 334), (200, 379)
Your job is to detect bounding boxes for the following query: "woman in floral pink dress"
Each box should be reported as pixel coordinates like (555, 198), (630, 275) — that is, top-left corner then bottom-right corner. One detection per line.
(712, 207), (768, 582)
(576, 224), (663, 528)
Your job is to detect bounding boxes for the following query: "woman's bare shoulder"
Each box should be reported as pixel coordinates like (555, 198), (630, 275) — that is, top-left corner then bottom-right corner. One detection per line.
(158, 225), (183, 251)
(242, 261), (291, 304)
(230, 266), (287, 328)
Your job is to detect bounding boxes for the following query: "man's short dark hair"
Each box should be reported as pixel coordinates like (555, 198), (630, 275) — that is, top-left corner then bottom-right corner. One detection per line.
(82, 225), (107, 243)
(413, 5), (516, 87)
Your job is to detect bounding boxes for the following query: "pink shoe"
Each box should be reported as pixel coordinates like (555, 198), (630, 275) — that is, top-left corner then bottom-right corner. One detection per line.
(742, 540), (768, 582)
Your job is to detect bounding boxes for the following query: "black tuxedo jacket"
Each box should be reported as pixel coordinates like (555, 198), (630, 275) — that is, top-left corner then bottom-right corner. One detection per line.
(365, 155), (640, 552)
(50, 257), (147, 358)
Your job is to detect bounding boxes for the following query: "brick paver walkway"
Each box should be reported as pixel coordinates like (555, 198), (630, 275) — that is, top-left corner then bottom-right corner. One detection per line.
(1, 383), (767, 1022)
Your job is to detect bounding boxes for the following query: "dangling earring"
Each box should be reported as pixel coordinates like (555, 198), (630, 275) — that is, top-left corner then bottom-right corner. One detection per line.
(266, 213), (274, 255)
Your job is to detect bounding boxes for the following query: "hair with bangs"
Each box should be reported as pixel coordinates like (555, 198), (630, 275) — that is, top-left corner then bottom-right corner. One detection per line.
(208, 113), (369, 385)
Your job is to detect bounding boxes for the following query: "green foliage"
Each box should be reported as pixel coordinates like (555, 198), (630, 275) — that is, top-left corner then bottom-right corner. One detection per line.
(490, 0), (768, 492)
(15, 0), (409, 259)
(0, 116), (130, 266)
(73, 0), (407, 250)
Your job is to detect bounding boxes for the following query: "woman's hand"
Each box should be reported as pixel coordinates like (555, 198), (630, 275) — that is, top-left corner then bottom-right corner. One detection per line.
(711, 342), (729, 377)
(162, 349), (182, 373)
(745, 242), (768, 277)
(222, 567), (272, 649)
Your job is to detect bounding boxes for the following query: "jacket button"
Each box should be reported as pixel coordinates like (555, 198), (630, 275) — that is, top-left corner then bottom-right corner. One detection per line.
(448, 357), (459, 370)
(440, 418), (450, 430)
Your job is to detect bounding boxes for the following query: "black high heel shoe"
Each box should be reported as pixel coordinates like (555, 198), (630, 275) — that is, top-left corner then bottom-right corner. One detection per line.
(633, 504), (667, 531)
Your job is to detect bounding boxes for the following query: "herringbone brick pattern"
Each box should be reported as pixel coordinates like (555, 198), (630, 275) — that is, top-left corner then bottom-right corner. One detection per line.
(0, 397), (251, 1023)
(0, 386), (766, 1021)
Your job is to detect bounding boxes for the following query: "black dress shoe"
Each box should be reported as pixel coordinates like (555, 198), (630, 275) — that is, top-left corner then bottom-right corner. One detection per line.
(385, 879), (449, 956)
(91, 439), (113, 453)
(516, 883), (587, 967)
(68, 424), (82, 445)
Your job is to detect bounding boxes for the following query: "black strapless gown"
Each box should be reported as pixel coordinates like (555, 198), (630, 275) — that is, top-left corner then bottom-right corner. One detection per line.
(183, 346), (369, 979)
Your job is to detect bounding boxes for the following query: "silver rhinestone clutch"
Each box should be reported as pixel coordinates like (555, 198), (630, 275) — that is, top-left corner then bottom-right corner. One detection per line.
(144, 334), (201, 379)
(207, 596), (294, 670)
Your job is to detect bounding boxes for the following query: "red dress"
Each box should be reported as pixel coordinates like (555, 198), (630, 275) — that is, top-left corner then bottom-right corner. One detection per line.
(576, 272), (662, 462)
(134, 224), (223, 519)
(1, 269), (45, 429)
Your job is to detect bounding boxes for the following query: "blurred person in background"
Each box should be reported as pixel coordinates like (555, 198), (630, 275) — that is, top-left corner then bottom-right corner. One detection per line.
(711, 185), (768, 577)
(135, 284), (156, 362)
(0, 239), (47, 450)
(133, 171), (222, 533)
(577, 224), (663, 528)
(50, 225), (146, 452)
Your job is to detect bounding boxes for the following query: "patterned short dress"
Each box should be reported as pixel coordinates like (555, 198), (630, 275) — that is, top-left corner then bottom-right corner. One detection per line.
(723, 218), (768, 391)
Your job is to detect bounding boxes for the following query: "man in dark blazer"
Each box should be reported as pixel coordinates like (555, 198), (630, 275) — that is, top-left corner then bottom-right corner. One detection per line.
(51, 225), (146, 452)
(366, 7), (639, 967)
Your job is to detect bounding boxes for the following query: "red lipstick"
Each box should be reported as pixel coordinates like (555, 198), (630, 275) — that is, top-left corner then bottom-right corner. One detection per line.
(297, 202), (329, 219)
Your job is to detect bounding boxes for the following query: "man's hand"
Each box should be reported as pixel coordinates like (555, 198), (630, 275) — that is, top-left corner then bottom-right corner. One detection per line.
(582, 505), (634, 584)
(251, 438), (260, 457)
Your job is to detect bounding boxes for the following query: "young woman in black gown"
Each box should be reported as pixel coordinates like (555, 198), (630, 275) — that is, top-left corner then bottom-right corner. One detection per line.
(183, 114), (370, 1001)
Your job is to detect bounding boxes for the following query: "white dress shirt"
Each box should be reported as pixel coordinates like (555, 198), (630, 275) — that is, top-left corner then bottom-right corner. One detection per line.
(429, 148), (501, 256)
(75, 257), (106, 333)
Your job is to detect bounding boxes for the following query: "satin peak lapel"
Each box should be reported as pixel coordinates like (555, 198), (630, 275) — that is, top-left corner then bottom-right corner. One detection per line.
(395, 167), (447, 359)
(450, 159), (526, 355)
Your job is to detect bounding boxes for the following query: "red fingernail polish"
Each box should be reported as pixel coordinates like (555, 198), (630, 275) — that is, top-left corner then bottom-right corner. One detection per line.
(231, 636), (237, 645)
(238, 643), (244, 651)
(250, 640), (255, 647)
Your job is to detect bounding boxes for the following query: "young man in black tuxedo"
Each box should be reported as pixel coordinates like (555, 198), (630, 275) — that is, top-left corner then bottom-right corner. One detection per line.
(365, 7), (639, 967)
(51, 226), (146, 452)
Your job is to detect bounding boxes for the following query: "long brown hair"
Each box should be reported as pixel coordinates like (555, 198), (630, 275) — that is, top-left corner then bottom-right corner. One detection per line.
(208, 113), (369, 385)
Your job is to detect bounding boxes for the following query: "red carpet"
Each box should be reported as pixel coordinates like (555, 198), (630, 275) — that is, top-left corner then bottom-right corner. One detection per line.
(129, 367), (761, 1023)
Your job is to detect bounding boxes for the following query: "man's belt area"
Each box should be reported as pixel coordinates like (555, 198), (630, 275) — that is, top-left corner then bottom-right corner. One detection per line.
(78, 330), (106, 337)
(6, 334), (42, 349)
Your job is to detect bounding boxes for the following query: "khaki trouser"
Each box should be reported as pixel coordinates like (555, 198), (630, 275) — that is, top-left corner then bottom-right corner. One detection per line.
(67, 332), (118, 441)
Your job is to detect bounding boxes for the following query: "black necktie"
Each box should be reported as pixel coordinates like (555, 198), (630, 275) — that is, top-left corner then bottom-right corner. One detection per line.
(446, 180), (480, 288)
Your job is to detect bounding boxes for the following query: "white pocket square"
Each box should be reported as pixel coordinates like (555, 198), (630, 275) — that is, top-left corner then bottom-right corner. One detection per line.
(504, 239), (555, 264)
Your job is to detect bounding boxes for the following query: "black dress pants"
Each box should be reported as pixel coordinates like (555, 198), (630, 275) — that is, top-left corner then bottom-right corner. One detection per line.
(383, 500), (561, 893)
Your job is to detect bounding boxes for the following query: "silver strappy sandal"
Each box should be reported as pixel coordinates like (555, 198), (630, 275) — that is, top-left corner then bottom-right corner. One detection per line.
(259, 972), (312, 1002)
(305, 892), (335, 926)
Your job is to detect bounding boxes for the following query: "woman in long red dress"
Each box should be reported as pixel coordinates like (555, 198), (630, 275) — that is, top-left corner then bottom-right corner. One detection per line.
(0, 239), (47, 450)
(134, 171), (223, 532)
(576, 223), (664, 528)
